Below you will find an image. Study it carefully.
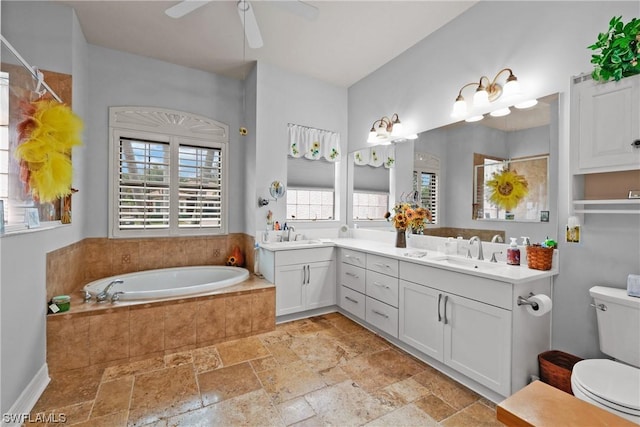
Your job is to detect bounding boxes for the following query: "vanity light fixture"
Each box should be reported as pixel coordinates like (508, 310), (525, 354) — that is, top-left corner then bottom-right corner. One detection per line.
(367, 113), (405, 144)
(451, 68), (537, 121)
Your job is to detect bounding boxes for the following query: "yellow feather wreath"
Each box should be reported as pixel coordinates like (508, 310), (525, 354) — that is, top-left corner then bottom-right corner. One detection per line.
(15, 100), (83, 202)
(486, 168), (528, 212)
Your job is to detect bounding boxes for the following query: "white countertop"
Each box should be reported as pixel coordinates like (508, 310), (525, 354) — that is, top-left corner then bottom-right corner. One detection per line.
(260, 237), (559, 285)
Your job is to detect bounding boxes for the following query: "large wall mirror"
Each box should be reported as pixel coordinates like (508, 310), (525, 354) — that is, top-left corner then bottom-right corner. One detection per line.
(347, 93), (559, 242)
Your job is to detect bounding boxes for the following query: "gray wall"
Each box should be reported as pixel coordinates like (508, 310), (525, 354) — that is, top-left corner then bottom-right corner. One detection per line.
(85, 45), (244, 237)
(349, 1), (640, 358)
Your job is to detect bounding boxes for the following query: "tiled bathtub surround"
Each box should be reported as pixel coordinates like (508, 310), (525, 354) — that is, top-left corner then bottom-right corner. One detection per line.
(33, 314), (501, 427)
(47, 278), (275, 374)
(46, 234), (255, 301)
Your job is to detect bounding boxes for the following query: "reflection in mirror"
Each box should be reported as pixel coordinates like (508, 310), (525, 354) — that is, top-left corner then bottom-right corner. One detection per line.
(474, 155), (549, 221)
(351, 146), (394, 220)
(407, 93), (559, 241)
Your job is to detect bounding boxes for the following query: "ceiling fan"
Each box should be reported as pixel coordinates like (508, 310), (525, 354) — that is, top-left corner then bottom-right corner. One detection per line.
(165, 0), (319, 49)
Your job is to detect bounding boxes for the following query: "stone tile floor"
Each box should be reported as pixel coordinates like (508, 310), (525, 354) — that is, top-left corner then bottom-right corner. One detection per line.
(29, 313), (504, 426)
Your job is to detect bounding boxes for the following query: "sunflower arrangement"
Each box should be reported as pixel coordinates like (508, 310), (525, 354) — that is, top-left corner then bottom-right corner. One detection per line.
(486, 168), (528, 212)
(386, 202), (432, 232)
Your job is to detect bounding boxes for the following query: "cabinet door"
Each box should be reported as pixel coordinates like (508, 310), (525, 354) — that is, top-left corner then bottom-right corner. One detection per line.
(578, 75), (640, 171)
(443, 294), (512, 396)
(275, 264), (305, 316)
(398, 280), (443, 361)
(305, 261), (336, 310)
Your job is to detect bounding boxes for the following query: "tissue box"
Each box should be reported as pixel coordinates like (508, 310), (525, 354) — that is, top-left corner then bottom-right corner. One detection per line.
(628, 274), (640, 298)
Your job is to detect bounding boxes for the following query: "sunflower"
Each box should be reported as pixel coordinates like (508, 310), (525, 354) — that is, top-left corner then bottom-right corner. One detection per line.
(486, 169), (529, 211)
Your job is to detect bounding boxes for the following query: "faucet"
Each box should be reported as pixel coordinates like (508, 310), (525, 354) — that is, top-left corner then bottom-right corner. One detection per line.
(96, 279), (123, 303)
(287, 225), (296, 242)
(491, 234), (504, 243)
(469, 236), (484, 261)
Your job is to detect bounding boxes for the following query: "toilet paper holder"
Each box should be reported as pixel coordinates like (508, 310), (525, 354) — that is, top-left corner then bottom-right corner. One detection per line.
(517, 292), (539, 309)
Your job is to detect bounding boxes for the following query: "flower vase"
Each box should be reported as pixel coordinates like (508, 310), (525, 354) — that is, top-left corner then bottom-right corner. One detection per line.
(395, 229), (407, 248)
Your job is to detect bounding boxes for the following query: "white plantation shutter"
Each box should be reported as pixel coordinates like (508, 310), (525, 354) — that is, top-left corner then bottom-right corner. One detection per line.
(178, 145), (222, 228)
(118, 138), (170, 229)
(109, 107), (229, 237)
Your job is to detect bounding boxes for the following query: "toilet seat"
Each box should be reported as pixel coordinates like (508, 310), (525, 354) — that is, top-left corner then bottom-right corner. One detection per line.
(571, 359), (640, 418)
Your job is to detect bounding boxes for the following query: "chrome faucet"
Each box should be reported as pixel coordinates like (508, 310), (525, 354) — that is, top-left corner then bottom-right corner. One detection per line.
(491, 234), (504, 243)
(96, 279), (123, 303)
(469, 236), (484, 261)
(287, 225), (296, 242)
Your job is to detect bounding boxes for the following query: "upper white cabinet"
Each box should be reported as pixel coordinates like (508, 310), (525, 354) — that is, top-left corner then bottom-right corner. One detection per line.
(574, 73), (640, 173)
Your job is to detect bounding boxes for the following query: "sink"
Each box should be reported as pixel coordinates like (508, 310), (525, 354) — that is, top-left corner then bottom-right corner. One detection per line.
(261, 239), (324, 249)
(434, 256), (504, 271)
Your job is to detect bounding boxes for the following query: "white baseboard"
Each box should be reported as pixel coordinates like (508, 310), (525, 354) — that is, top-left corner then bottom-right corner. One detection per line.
(2, 364), (50, 427)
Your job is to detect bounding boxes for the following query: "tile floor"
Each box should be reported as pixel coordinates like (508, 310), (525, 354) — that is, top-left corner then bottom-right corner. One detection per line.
(30, 313), (504, 426)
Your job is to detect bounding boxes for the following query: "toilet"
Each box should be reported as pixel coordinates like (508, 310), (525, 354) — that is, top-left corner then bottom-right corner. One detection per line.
(570, 286), (640, 423)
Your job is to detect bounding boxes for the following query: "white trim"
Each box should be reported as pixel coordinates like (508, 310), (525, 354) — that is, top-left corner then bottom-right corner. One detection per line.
(3, 364), (50, 426)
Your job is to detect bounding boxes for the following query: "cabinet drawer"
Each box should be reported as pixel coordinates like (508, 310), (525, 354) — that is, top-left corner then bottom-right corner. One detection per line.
(341, 249), (366, 268)
(366, 270), (399, 307)
(367, 254), (399, 277)
(399, 261), (512, 309)
(275, 247), (334, 266)
(340, 286), (365, 320)
(366, 296), (398, 338)
(341, 263), (366, 293)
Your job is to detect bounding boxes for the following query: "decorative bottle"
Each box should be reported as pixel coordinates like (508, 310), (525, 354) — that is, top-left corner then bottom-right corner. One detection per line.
(507, 238), (521, 266)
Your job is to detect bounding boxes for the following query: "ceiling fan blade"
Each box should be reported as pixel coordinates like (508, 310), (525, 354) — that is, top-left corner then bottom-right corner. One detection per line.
(273, 1), (319, 22)
(237, 1), (263, 49)
(165, 0), (212, 19)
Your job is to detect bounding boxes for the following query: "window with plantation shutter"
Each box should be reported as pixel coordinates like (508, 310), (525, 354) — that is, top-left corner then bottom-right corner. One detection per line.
(109, 107), (228, 238)
(118, 138), (170, 230)
(413, 152), (440, 225)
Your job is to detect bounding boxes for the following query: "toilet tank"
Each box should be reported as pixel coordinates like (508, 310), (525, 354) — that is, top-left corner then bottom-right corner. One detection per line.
(590, 286), (640, 367)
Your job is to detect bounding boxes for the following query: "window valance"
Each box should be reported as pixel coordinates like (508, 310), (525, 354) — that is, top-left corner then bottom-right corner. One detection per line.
(353, 146), (395, 168)
(288, 123), (341, 162)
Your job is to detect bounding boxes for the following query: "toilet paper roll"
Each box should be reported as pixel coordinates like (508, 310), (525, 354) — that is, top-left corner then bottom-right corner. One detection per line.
(526, 294), (552, 317)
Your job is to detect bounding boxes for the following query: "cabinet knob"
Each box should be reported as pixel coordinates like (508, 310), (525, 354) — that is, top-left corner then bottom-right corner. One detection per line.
(632, 139), (640, 148)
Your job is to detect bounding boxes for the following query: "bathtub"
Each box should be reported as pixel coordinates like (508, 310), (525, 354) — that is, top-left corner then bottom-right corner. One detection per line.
(83, 266), (250, 301)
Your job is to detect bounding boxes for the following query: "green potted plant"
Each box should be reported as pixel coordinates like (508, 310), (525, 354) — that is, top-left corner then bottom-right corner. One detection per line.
(588, 16), (640, 82)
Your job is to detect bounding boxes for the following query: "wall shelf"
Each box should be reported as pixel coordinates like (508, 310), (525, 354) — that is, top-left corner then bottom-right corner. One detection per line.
(572, 199), (640, 214)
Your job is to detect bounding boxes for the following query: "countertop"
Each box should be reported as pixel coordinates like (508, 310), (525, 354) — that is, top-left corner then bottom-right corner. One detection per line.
(260, 238), (559, 285)
(497, 380), (636, 427)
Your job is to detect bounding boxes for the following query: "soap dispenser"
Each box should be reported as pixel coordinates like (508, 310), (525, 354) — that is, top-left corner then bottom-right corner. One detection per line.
(507, 238), (521, 266)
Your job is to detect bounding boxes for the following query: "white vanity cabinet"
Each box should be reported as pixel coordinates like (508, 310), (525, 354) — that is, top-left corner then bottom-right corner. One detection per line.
(261, 247), (336, 316)
(399, 262), (512, 396)
(338, 249), (399, 337)
(574, 73), (640, 172)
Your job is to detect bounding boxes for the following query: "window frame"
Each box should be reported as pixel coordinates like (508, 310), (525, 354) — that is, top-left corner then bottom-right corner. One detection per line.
(109, 107), (229, 238)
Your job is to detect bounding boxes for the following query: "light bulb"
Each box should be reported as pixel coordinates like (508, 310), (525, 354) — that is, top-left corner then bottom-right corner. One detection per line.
(473, 89), (490, 107)
(465, 115), (484, 123)
(452, 99), (467, 117)
(502, 79), (522, 98)
(490, 107), (511, 117)
(514, 99), (538, 109)
(367, 130), (377, 143)
(391, 121), (403, 137)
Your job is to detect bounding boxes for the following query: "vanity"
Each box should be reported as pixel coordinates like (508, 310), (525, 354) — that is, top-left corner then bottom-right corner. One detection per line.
(259, 235), (558, 402)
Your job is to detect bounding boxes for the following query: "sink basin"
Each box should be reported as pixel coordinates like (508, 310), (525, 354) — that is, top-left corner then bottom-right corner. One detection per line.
(435, 256), (504, 271)
(261, 239), (324, 248)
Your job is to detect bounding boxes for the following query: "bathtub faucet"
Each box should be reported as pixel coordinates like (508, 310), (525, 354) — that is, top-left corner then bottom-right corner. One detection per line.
(96, 279), (123, 303)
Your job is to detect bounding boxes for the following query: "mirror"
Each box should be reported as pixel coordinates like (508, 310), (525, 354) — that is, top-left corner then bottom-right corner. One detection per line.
(348, 93), (559, 241)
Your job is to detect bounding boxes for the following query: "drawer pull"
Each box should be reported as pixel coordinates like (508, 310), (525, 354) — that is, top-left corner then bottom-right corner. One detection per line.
(345, 272), (359, 278)
(345, 296), (359, 304)
(373, 281), (390, 289)
(372, 309), (389, 319)
(437, 293), (442, 322)
(373, 262), (392, 269)
(345, 254), (362, 262)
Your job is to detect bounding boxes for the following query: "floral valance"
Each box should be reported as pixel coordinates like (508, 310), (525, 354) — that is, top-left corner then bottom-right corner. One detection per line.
(288, 123), (341, 162)
(353, 146), (395, 168)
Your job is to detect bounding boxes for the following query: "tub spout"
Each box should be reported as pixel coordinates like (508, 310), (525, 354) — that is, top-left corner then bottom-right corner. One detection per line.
(96, 279), (123, 303)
